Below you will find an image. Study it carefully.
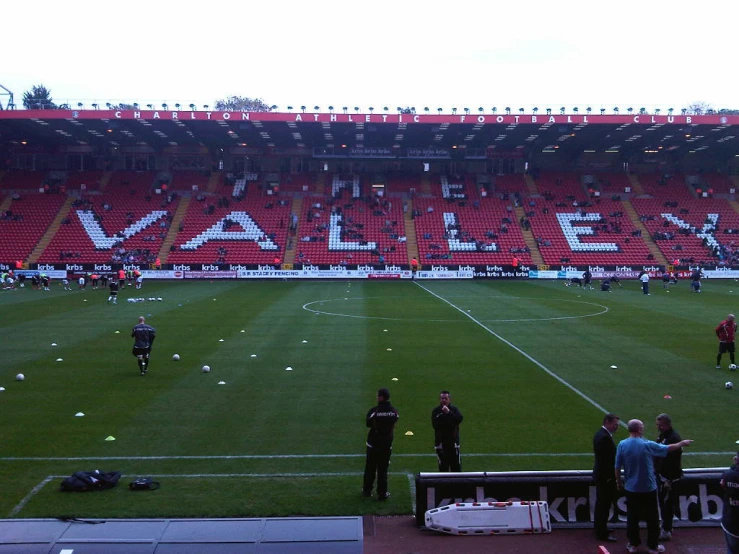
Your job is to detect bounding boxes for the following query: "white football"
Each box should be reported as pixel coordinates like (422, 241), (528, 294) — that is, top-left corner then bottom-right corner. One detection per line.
(726, 381), (734, 389)
(16, 373), (25, 381)
(172, 354), (180, 361)
(201, 365), (211, 373)
(730, 364), (737, 371)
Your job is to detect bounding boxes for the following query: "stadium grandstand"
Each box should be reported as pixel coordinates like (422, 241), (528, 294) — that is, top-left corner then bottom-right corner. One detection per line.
(1, 107), (739, 277)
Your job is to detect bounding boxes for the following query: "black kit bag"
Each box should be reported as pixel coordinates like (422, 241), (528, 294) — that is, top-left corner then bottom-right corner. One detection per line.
(60, 470), (121, 492)
(129, 477), (160, 491)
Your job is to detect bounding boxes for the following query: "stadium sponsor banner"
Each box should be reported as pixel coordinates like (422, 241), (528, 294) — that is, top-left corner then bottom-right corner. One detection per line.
(15, 269), (67, 279)
(415, 469), (724, 528)
(528, 270), (560, 279)
(418, 270), (474, 279)
(472, 265), (532, 279)
(237, 270), (301, 279)
(184, 270), (237, 279)
(141, 270), (182, 280)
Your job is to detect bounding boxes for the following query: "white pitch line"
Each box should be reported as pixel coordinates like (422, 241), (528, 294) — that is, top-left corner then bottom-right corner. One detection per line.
(407, 472), (417, 514)
(0, 451), (729, 462)
(415, 281), (629, 419)
(8, 476), (54, 517)
(7, 472), (407, 518)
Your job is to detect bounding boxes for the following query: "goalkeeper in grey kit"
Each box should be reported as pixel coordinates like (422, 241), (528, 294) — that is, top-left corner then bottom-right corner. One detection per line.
(432, 390), (464, 471)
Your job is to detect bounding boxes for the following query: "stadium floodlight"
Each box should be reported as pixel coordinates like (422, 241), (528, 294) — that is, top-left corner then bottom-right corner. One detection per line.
(189, 103), (196, 111)
(655, 108), (661, 115)
(613, 107), (619, 114)
(627, 107), (633, 114)
(668, 108), (674, 115)
(77, 102), (83, 109)
(301, 106), (306, 113)
(287, 105), (293, 112)
(328, 106), (334, 113)
(546, 108), (552, 115)
(464, 107), (470, 115)
(639, 107), (646, 115)
(681, 108), (687, 115)
(586, 107), (592, 114)
(354, 106), (359, 113)
(147, 104), (153, 110)
(559, 107), (565, 115)
(203, 105), (209, 110)
(452, 107), (457, 115)
(175, 103), (181, 110)
(342, 106), (348, 114)
(313, 105), (320, 112)
(518, 108), (524, 115)
(424, 107), (430, 114)
(492, 107), (497, 114)
(600, 108), (606, 115)
(437, 108), (443, 114)
(92, 103), (99, 110)
(383, 106), (389, 112)
(369, 107), (374, 113)
(504, 107), (511, 115)
(478, 107), (484, 113)
(533, 107), (539, 114)
(573, 107), (579, 114)
(271, 105), (278, 111)
(162, 103), (168, 110)
(396, 106), (402, 113)
(106, 103), (112, 109)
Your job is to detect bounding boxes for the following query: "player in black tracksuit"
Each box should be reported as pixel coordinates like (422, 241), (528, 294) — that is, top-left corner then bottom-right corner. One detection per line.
(131, 316), (156, 375)
(431, 390), (464, 471)
(362, 388), (399, 500)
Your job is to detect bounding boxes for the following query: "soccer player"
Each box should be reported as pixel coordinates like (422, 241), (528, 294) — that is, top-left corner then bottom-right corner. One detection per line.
(639, 271), (650, 295)
(135, 270), (143, 289)
(108, 279), (119, 305)
(691, 268), (703, 292)
(716, 314), (737, 369)
(41, 273), (50, 291)
(131, 316), (156, 376)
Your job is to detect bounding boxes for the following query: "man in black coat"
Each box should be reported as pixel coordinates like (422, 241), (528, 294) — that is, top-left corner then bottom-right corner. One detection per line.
(431, 390), (464, 472)
(593, 413), (620, 542)
(655, 413), (684, 542)
(362, 388), (399, 501)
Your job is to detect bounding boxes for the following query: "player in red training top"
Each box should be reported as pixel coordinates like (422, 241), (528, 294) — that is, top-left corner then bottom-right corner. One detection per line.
(715, 314), (737, 369)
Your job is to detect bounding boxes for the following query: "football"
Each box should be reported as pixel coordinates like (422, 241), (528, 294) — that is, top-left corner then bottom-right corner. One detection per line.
(730, 364), (737, 371)
(172, 354), (180, 361)
(16, 373), (25, 381)
(726, 381), (734, 389)
(201, 365), (211, 373)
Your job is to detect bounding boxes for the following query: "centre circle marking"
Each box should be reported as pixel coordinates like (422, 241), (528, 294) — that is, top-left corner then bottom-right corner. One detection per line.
(302, 296), (609, 322)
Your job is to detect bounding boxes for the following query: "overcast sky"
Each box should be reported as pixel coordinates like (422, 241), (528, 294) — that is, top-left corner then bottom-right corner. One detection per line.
(3, 0), (737, 112)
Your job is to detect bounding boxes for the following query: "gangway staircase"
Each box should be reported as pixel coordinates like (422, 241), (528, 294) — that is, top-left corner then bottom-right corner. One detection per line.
(403, 199), (419, 263)
(158, 196), (191, 264)
(621, 199), (668, 266)
(27, 196), (75, 264)
(515, 206), (543, 265)
(282, 197), (303, 265)
(524, 174), (539, 195)
(627, 174), (645, 195)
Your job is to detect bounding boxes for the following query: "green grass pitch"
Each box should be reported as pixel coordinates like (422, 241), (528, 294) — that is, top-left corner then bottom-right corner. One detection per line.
(0, 278), (735, 518)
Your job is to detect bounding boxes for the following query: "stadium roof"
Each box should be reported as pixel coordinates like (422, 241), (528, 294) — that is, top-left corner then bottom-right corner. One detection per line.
(0, 110), (737, 159)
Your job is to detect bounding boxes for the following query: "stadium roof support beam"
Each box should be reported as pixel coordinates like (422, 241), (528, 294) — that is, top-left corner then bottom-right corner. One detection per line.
(0, 83), (15, 110)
